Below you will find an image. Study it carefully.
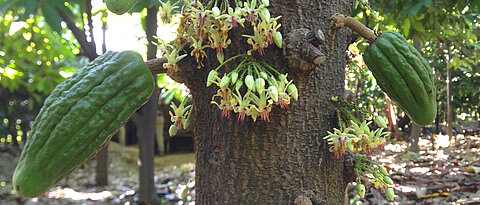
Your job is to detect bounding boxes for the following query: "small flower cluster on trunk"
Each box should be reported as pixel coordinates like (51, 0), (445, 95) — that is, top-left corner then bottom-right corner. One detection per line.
(323, 97), (394, 201)
(160, 0), (282, 70)
(207, 55), (297, 122)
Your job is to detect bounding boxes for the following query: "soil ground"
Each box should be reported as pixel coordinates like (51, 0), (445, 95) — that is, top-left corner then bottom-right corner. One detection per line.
(0, 134), (479, 205)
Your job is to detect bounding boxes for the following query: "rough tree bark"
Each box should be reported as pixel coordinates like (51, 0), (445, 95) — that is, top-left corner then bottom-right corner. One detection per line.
(167, 0), (354, 204)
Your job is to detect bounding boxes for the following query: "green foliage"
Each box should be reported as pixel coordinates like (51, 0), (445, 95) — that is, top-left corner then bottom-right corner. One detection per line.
(348, 0), (480, 126)
(0, 8), (78, 140)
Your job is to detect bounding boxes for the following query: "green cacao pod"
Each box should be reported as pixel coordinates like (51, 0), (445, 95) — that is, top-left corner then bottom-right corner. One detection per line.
(363, 31), (436, 126)
(105, 0), (141, 15)
(12, 51), (154, 197)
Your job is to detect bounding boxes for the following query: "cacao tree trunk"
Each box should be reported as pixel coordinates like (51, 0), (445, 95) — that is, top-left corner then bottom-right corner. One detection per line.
(182, 0), (353, 203)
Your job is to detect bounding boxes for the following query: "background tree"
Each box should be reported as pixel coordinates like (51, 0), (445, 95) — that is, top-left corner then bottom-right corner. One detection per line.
(347, 0), (480, 141)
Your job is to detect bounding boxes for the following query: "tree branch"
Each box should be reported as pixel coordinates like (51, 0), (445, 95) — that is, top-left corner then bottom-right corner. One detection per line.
(58, 10), (97, 60)
(146, 58), (168, 74)
(330, 13), (378, 44)
(86, 0), (97, 58)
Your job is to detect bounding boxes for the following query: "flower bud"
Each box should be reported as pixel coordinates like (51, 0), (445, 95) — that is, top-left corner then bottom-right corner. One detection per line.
(230, 71), (238, 85)
(287, 84), (298, 101)
(375, 116), (387, 128)
(255, 78), (265, 93)
(207, 70), (218, 87)
(273, 31), (283, 48)
(377, 165), (388, 176)
(235, 79), (243, 91)
(383, 176), (393, 185)
(356, 183), (365, 198)
(220, 74), (230, 89)
(169, 124), (178, 136)
(259, 8), (270, 22)
(261, 0), (269, 6)
(346, 141), (354, 151)
(268, 86), (278, 102)
(245, 75), (255, 91)
(211, 6), (220, 18)
(260, 71), (269, 80)
(183, 116), (190, 129)
(385, 187), (394, 201)
(217, 52), (224, 63)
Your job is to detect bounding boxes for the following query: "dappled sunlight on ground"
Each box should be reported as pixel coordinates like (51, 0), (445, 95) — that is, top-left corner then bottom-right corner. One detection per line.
(348, 133), (480, 204)
(0, 142), (195, 204)
(45, 187), (112, 201)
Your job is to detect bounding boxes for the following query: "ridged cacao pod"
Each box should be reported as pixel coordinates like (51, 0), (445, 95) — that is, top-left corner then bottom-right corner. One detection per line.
(364, 31), (436, 126)
(105, 0), (141, 15)
(12, 51), (154, 197)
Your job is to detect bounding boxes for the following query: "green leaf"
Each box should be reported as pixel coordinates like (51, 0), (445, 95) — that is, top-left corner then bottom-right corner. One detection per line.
(40, 2), (63, 33)
(402, 18), (411, 37)
(0, 0), (16, 16)
(129, 0), (160, 13)
(16, 0), (40, 21)
(408, 1), (424, 16)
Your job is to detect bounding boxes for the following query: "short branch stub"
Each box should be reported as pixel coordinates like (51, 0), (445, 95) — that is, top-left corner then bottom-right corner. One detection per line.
(294, 190), (328, 205)
(294, 195), (313, 205)
(284, 28), (327, 71)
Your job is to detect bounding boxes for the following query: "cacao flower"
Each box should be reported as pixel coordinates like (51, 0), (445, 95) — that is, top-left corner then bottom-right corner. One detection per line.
(385, 187), (394, 201)
(378, 165), (388, 175)
(220, 74), (230, 89)
(287, 84), (298, 101)
(255, 78), (266, 93)
(169, 124), (178, 136)
(230, 71), (238, 85)
(268, 86), (278, 102)
(383, 176), (393, 185)
(259, 8), (270, 22)
(207, 70), (218, 87)
(261, 0), (269, 6)
(356, 183), (365, 198)
(273, 31), (283, 48)
(245, 75), (255, 91)
(260, 71), (269, 80)
(374, 116), (387, 128)
(211, 6), (220, 18)
(235, 79), (243, 91)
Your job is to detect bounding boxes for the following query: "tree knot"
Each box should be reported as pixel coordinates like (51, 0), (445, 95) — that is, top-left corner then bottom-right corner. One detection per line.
(283, 28), (326, 71)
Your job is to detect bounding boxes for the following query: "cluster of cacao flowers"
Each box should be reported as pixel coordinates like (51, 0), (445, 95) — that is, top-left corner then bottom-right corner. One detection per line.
(355, 155), (395, 201)
(324, 97), (394, 201)
(323, 119), (390, 159)
(160, 0), (282, 69)
(207, 55), (297, 122)
(168, 96), (192, 136)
